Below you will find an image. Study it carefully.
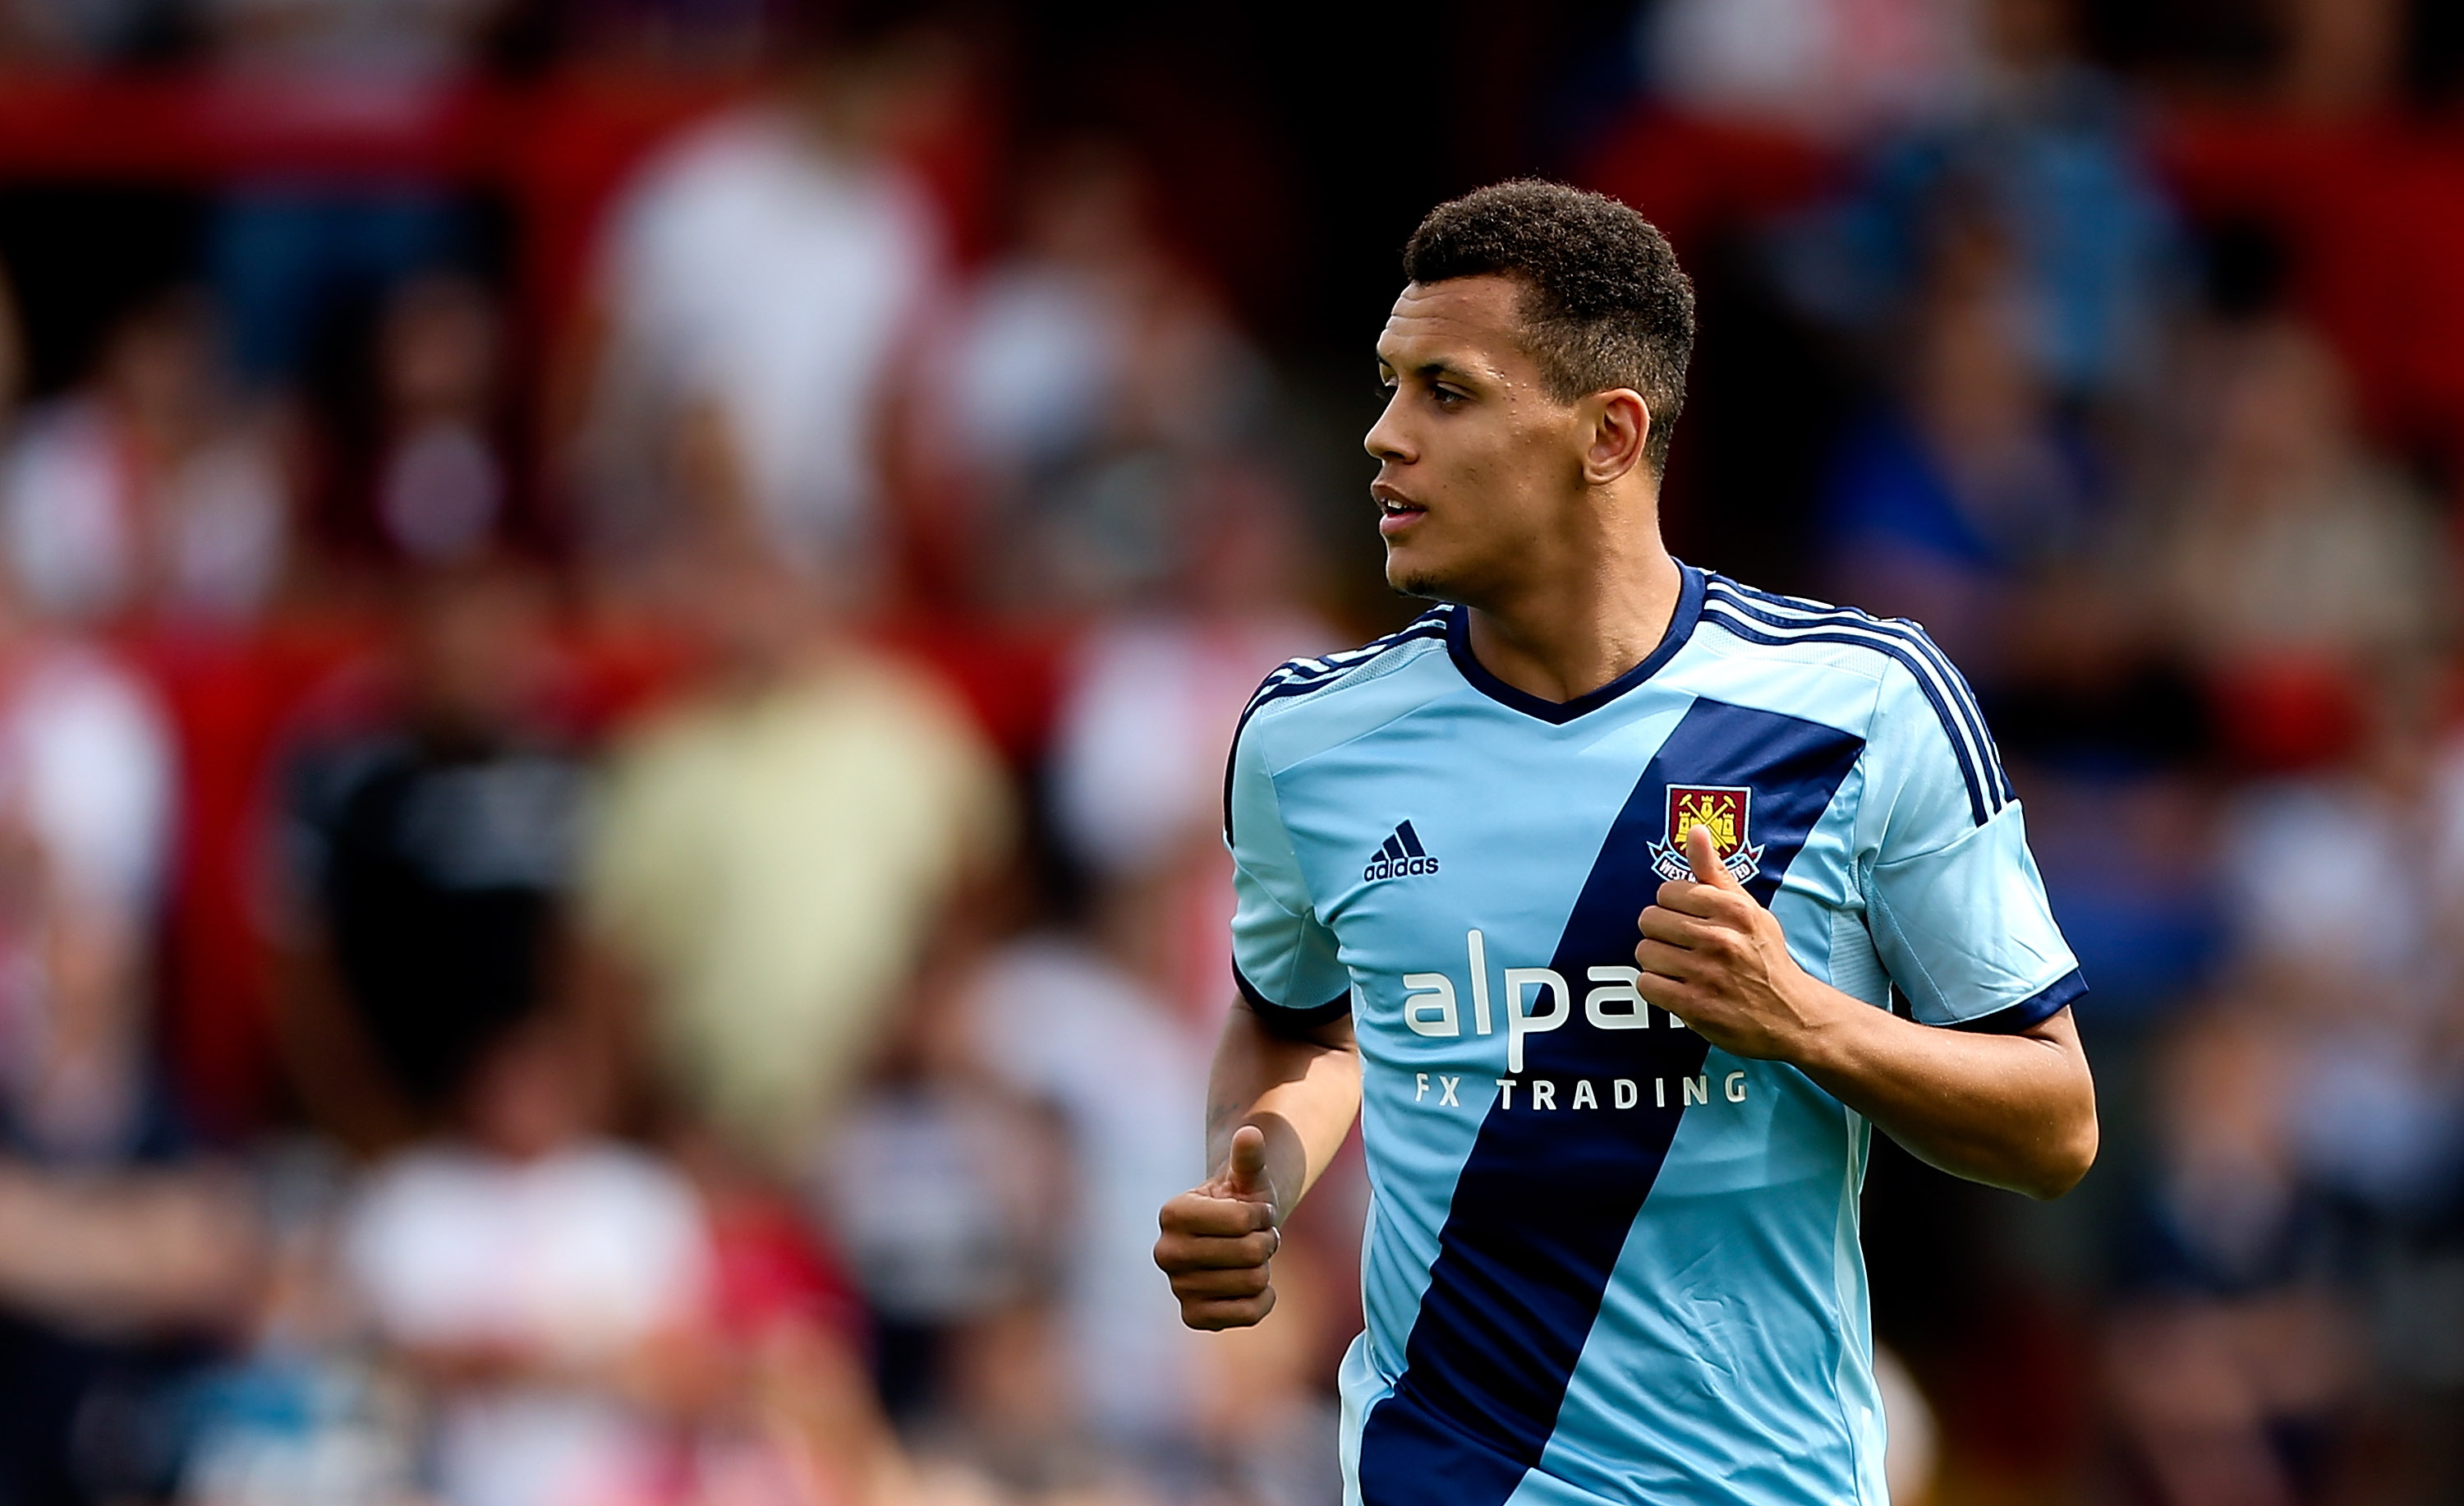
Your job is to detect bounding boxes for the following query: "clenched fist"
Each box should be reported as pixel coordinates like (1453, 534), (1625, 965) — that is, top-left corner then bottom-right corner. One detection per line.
(1154, 1124), (1283, 1329)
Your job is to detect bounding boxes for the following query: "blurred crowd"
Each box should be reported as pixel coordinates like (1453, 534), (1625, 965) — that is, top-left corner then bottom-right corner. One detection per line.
(0, 0), (2459, 1504)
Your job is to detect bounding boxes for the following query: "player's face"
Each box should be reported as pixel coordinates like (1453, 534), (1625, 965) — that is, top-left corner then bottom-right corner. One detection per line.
(1366, 275), (1588, 602)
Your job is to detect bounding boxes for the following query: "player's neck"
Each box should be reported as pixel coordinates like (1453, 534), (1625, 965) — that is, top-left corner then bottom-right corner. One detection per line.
(1461, 543), (1684, 705)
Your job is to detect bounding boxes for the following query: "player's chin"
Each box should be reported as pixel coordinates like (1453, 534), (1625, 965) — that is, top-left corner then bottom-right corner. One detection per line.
(1383, 545), (1456, 602)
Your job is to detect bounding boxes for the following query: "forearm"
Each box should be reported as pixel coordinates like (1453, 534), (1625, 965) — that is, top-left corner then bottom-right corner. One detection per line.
(0, 1163), (261, 1332)
(1786, 989), (2097, 1199)
(1204, 1000), (1361, 1225)
(1637, 828), (2097, 1200)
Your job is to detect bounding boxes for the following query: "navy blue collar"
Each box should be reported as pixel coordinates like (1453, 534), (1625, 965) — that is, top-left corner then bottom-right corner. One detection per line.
(1445, 564), (1705, 725)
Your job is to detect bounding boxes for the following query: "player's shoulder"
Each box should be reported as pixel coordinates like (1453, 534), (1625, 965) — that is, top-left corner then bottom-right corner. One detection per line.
(1232, 606), (1459, 765)
(1695, 573), (1966, 701)
(1694, 573), (2012, 824)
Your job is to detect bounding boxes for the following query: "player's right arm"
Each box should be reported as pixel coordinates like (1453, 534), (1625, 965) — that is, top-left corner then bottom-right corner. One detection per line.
(1636, 647), (2098, 1199)
(1156, 1002), (1360, 1329)
(1156, 702), (1362, 1329)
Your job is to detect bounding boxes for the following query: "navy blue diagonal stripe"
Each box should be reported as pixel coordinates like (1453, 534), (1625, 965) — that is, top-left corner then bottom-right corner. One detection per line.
(1382, 835), (1408, 862)
(1357, 700), (1865, 1505)
(1396, 821), (1427, 859)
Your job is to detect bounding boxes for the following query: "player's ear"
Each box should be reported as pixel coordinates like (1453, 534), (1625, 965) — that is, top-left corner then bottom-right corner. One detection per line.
(1581, 389), (1650, 486)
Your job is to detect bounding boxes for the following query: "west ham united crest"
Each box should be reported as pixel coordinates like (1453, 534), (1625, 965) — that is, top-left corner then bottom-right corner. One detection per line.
(1648, 785), (1765, 885)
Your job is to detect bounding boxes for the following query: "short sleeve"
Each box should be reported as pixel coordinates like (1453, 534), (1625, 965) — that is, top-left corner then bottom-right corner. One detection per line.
(1864, 661), (2085, 1033)
(1225, 721), (1352, 1027)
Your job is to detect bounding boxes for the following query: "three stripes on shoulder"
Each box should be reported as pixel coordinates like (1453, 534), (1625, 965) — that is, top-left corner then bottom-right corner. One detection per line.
(1699, 578), (2011, 829)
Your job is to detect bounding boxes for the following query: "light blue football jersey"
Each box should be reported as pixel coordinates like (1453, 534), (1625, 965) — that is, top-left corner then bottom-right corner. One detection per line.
(1226, 565), (2084, 1506)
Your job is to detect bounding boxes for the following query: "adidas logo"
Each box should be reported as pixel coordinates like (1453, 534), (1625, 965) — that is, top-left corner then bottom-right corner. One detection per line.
(1363, 821), (1441, 882)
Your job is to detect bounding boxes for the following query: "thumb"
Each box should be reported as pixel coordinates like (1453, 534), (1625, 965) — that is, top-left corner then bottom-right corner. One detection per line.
(1225, 1124), (1272, 1204)
(1685, 823), (1745, 892)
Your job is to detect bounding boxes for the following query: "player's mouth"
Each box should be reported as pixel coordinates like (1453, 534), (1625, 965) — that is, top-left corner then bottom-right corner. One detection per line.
(1375, 489), (1428, 537)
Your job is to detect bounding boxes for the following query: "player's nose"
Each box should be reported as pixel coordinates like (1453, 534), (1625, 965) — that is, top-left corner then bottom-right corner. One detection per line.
(1364, 400), (1414, 464)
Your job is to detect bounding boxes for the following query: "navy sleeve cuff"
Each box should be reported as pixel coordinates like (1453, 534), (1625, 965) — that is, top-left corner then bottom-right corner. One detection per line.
(1947, 968), (2087, 1034)
(1234, 965), (1353, 1031)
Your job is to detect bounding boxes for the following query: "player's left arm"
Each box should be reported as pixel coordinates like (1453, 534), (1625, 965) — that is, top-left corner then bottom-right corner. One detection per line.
(1636, 825), (2097, 1200)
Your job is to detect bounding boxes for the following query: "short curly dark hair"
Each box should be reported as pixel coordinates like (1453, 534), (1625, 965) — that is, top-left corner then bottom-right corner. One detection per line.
(1403, 180), (1697, 474)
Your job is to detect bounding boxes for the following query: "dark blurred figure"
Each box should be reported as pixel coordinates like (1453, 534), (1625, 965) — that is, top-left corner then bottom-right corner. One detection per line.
(551, 0), (775, 76)
(955, 962), (1207, 1484)
(206, 0), (502, 81)
(1774, 0), (2185, 405)
(1815, 209), (2098, 676)
(1986, 569), (2220, 1029)
(816, 956), (1070, 1444)
(0, 0), (183, 61)
(0, 266), (21, 421)
(2156, 0), (2464, 495)
(916, 147), (1332, 1467)
(1037, 458), (1329, 1029)
(0, 569), (261, 1504)
(2105, 1012), (2360, 1506)
(365, 275), (515, 567)
(2215, 660), (2464, 1239)
(891, 136), (1348, 1485)
(274, 563), (587, 1152)
(921, 137), (1275, 615)
(0, 289), (294, 629)
(2154, 320), (2450, 769)
(2195, 656), (2464, 1500)
(200, 0), (506, 392)
(565, 15), (964, 600)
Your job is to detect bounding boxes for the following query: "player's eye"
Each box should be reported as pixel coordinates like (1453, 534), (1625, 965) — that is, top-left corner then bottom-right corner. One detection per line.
(1432, 385), (1468, 408)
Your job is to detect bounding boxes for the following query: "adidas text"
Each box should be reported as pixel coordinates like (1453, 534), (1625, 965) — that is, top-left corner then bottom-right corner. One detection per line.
(1364, 854), (1442, 882)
